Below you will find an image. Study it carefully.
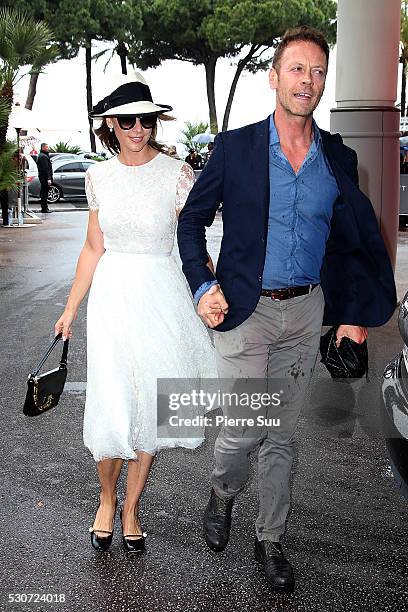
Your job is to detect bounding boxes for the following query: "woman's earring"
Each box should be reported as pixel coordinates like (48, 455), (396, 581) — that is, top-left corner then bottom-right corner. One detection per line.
(109, 126), (113, 133)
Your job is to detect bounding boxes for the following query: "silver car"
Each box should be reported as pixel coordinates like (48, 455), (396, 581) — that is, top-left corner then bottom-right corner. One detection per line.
(382, 292), (408, 500)
(28, 158), (97, 203)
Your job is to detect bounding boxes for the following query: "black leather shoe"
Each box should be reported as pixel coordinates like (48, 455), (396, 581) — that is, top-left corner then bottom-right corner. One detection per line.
(120, 509), (146, 553)
(203, 488), (234, 552)
(89, 500), (117, 552)
(42, 209), (53, 213)
(255, 537), (295, 593)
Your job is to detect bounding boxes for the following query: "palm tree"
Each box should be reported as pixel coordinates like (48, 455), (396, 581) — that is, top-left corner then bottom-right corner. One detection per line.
(51, 141), (82, 154)
(0, 7), (52, 146)
(25, 44), (60, 111)
(178, 120), (211, 155)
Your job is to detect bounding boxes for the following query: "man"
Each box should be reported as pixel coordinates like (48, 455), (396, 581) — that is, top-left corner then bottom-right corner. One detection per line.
(36, 143), (53, 213)
(177, 26), (396, 592)
(204, 142), (214, 165)
(185, 148), (203, 170)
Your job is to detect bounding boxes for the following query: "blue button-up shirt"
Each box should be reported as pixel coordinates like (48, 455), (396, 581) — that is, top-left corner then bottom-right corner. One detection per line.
(262, 114), (340, 289)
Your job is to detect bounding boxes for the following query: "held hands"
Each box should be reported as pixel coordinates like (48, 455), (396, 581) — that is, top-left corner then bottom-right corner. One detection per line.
(197, 284), (229, 328)
(336, 324), (368, 347)
(54, 308), (77, 341)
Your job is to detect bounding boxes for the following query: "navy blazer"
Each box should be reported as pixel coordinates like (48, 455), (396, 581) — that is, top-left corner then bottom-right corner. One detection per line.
(177, 117), (397, 332)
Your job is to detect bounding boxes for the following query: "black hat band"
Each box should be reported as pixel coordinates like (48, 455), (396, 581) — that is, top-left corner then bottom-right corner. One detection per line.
(92, 82), (154, 115)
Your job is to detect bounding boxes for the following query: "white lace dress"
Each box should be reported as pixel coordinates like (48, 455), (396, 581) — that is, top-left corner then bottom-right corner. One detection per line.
(82, 153), (216, 462)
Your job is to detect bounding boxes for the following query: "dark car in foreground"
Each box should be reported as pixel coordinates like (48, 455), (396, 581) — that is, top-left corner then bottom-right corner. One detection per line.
(382, 292), (408, 500)
(28, 158), (97, 203)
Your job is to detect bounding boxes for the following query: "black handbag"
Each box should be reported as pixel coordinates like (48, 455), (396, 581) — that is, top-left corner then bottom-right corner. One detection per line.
(23, 333), (69, 416)
(320, 326), (368, 379)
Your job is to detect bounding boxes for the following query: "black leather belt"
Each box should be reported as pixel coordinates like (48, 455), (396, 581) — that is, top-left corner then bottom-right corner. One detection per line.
(260, 284), (318, 301)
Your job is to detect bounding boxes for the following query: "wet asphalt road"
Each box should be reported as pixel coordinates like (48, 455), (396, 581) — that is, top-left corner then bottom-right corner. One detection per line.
(0, 212), (407, 612)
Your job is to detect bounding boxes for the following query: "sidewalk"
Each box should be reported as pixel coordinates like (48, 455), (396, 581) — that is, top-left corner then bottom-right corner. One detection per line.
(28, 198), (89, 213)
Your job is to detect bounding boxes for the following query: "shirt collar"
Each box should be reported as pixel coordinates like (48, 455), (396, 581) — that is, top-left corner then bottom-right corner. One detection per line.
(269, 113), (321, 147)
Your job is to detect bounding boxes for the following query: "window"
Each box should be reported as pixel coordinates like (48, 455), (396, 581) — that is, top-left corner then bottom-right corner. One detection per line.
(56, 162), (84, 173)
(82, 162), (94, 171)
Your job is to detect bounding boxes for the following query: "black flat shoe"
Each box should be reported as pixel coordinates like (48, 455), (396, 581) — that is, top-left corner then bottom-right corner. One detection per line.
(203, 488), (234, 552)
(120, 509), (146, 554)
(254, 537), (295, 593)
(89, 500), (117, 552)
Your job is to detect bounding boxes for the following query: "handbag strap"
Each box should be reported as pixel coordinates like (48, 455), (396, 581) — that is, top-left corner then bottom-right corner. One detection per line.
(32, 333), (69, 376)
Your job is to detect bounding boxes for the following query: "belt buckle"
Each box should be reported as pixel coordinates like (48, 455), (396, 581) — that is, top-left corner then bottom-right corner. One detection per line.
(274, 289), (286, 301)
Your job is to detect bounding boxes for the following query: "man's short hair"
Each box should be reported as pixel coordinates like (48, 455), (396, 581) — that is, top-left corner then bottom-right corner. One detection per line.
(40, 142), (48, 148)
(272, 26), (330, 72)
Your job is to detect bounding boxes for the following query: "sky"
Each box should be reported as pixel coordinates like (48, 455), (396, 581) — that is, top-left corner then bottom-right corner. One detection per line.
(8, 39), (341, 156)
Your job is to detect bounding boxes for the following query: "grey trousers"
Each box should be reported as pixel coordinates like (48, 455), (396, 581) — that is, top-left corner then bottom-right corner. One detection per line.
(212, 285), (325, 542)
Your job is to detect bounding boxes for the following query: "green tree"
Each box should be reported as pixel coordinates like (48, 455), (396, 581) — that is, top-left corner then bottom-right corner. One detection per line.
(0, 7), (52, 146)
(178, 120), (210, 154)
(9, 0), (143, 150)
(130, 0), (336, 133)
(0, 6), (50, 213)
(50, 141), (82, 154)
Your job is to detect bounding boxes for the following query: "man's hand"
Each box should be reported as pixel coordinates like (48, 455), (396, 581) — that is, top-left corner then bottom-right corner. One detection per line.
(197, 284), (229, 328)
(47, 180), (52, 186)
(336, 324), (368, 347)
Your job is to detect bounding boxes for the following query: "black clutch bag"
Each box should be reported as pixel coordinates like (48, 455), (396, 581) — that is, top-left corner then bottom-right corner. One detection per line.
(23, 333), (69, 417)
(320, 326), (368, 379)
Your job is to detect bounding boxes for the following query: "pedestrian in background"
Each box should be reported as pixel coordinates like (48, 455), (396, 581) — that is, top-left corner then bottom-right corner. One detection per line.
(1, 148), (28, 226)
(37, 143), (53, 213)
(203, 142), (214, 165)
(185, 148), (202, 170)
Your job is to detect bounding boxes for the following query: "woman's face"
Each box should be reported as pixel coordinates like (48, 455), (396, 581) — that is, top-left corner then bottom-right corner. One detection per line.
(107, 117), (153, 153)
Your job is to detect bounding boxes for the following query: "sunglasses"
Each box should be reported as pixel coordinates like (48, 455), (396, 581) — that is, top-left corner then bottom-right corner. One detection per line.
(116, 114), (158, 130)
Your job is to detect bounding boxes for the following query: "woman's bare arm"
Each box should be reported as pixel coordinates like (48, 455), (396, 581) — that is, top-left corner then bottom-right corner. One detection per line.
(54, 211), (104, 338)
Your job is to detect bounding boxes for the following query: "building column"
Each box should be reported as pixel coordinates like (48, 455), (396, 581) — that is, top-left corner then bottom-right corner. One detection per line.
(331, 0), (401, 267)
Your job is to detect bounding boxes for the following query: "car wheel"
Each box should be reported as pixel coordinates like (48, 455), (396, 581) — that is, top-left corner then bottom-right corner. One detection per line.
(47, 184), (62, 203)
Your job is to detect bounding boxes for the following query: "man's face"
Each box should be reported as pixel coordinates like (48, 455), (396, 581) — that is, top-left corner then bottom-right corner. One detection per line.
(269, 41), (327, 119)
(42, 144), (49, 152)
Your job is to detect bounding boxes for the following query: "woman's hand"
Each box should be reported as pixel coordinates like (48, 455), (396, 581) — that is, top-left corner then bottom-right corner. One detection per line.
(54, 308), (77, 341)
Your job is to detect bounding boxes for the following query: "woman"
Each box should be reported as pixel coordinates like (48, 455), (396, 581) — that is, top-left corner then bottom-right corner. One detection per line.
(55, 75), (216, 553)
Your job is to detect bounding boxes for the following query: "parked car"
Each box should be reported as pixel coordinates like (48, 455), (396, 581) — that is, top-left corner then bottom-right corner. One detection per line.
(382, 291), (408, 500)
(25, 153), (79, 187)
(28, 158), (97, 203)
(78, 150), (108, 160)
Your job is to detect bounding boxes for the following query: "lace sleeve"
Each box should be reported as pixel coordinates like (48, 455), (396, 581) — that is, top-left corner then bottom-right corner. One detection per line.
(85, 169), (99, 211)
(175, 163), (195, 213)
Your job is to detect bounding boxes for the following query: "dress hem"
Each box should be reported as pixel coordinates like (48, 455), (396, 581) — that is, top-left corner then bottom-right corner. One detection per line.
(85, 437), (205, 463)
